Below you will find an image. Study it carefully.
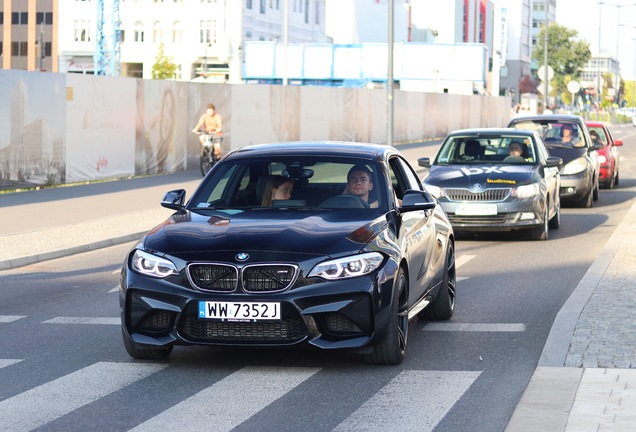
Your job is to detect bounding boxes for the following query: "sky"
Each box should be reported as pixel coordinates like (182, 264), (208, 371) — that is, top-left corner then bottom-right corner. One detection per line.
(555, 0), (636, 79)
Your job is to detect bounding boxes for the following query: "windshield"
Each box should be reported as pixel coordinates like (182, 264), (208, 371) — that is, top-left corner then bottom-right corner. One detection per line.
(511, 120), (587, 149)
(434, 135), (537, 165)
(189, 156), (389, 212)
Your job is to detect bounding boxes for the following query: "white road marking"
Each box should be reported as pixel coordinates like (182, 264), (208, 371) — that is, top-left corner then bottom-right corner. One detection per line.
(455, 254), (476, 268)
(42, 317), (120, 325)
(130, 366), (320, 432)
(333, 370), (481, 432)
(0, 362), (166, 432)
(109, 286), (118, 293)
(423, 323), (526, 332)
(0, 315), (26, 323)
(0, 359), (22, 369)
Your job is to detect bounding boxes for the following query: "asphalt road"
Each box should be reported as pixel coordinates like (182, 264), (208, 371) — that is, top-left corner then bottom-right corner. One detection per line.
(0, 125), (635, 431)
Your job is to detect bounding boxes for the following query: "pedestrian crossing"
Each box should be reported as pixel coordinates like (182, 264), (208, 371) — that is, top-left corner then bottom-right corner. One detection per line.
(0, 360), (482, 432)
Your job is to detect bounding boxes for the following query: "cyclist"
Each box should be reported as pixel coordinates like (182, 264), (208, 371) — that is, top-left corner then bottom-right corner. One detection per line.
(192, 103), (223, 160)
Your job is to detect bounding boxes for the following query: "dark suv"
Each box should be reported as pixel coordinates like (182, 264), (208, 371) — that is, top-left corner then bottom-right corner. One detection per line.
(508, 114), (602, 208)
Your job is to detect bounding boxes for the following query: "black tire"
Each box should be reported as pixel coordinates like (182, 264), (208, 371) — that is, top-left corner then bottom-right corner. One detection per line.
(592, 176), (599, 201)
(122, 330), (173, 360)
(364, 267), (408, 365)
(528, 205), (549, 240)
(615, 169), (619, 187)
(578, 187), (593, 208)
(418, 242), (456, 321)
(548, 195), (560, 229)
(200, 149), (213, 176)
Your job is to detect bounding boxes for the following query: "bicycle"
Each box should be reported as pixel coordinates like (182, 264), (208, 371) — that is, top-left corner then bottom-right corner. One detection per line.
(195, 132), (223, 176)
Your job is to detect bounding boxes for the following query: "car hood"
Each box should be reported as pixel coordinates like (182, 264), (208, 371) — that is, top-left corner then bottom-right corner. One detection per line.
(425, 164), (539, 188)
(142, 209), (387, 259)
(546, 145), (587, 165)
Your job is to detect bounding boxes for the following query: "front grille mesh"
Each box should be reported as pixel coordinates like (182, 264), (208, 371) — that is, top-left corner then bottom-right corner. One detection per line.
(445, 188), (510, 202)
(188, 264), (238, 292)
(242, 265), (297, 293)
(179, 315), (307, 343)
(188, 263), (298, 293)
(448, 214), (508, 224)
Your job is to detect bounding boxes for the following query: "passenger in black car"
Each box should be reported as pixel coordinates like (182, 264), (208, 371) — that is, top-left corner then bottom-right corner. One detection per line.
(261, 175), (293, 206)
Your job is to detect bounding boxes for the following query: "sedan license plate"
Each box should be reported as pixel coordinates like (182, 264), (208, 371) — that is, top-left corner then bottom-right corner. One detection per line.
(198, 301), (281, 322)
(455, 203), (498, 216)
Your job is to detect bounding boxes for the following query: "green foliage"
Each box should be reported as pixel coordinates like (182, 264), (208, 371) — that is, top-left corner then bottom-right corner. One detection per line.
(151, 43), (178, 80)
(533, 23), (591, 98)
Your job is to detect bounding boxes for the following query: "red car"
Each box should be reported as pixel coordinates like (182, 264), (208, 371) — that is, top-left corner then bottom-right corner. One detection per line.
(586, 122), (622, 189)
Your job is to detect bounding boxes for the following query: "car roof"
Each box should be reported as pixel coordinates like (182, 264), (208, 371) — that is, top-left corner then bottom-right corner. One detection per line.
(509, 114), (585, 123)
(444, 128), (538, 137)
(225, 141), (395, 160)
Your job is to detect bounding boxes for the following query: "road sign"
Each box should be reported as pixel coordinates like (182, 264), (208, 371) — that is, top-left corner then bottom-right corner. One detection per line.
(567, 80), (581, 94)
(537, 65), (554, 81)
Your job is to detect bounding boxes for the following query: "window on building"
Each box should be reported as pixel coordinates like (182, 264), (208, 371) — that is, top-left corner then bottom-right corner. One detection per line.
(20, 42), (28, 56)
(74, 20), (92, 42)
(315, 1), (320, 24)
(20, 12), (28, 24)
(120, 29), (126, 42)
(172, 21), (182, 44)
(245, 30), (252, 40)
(11, 42), (19, 56)
(260, 0), (266, 13)
(200, 20), (216, 45)
(12, 12), (19, 25)
(153, 21), (163, 43)
(246, 0), (252, 8)
(134, 22), (145, 42)
(305, 0), (309, 23)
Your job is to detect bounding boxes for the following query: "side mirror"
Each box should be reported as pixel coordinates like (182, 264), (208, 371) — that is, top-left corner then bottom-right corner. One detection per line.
(400, 189), (436, 212)
(545, 156), (563, 169)
(161, 189), (186, 211)
(418, 157), (431, 168)
(613, 139), (623, 147)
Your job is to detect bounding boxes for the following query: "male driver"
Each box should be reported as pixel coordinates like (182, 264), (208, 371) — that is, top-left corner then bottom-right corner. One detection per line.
(344, 164), (378, 208)
(192, 103), (223, 159)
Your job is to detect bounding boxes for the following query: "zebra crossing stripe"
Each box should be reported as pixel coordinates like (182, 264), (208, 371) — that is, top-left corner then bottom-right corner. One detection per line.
(130, 366), (320, 431)
(42, 317), (120, 325)
(0, 316), (26, 323)
(0, 359), (22, 369)
(423, 323), (526, 332)
(0, 362), (166, 431)
(333, 370), (481, 432)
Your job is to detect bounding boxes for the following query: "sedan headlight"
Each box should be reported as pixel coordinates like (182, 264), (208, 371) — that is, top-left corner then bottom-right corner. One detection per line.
(511, 183), (540, 199)
(308, 252), (384, 280)
(561, 157), (588, 175)
(598, 154), (607, 164)
(131, 250), (178, 278)
(424, 184), (444, 198)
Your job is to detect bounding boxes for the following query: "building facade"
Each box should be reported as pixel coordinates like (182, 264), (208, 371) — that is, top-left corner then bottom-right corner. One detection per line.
(0, 0), (58, 72)
(56, 0), (328, 82)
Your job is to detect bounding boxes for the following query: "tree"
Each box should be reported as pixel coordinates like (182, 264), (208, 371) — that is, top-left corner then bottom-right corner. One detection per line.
(533, 23), (591, 101)
(151, 43), (178, 80)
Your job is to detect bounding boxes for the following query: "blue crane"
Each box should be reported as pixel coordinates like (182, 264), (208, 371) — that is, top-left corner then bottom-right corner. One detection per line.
(94, 0), (121, 76)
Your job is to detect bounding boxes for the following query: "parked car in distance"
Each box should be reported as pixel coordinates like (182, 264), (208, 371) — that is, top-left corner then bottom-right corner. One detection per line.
(418, 128), (562, 240)
(586, 121), (622, 189)
(120, 141), (456, 365)
(508, 114), (602, 208)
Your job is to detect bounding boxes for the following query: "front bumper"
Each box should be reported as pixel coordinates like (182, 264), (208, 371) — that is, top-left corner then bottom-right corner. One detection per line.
(439, 197), (545, 232)
(559, 171), (591, 201)
(120, 264), (397, 352)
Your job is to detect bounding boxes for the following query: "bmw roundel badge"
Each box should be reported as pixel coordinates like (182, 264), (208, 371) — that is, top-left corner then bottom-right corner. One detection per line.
(235, 253), (249, 262)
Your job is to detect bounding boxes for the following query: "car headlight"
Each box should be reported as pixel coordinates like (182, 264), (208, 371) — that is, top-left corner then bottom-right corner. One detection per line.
(598, 155), (607, 164)
(511, 183), (540, 199)
(561, 157), (588, 175)
(131, 250), (178, 278)
(308, 252), (384, 280)
(424, 184), (444, 198)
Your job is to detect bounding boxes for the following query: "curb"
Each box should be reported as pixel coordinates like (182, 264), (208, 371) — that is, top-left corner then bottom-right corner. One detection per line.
(0, 232), (146, 271)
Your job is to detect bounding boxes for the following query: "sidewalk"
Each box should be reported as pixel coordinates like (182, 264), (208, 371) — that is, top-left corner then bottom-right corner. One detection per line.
(1, 171), (635, 431)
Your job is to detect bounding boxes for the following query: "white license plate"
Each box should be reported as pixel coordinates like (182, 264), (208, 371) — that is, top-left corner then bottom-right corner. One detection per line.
(198, 301), (281, 322)
(455, 203), (498, 216)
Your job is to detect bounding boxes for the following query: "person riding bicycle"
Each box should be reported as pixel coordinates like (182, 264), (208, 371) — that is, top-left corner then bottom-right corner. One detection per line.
(192, 103), (223, 160)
